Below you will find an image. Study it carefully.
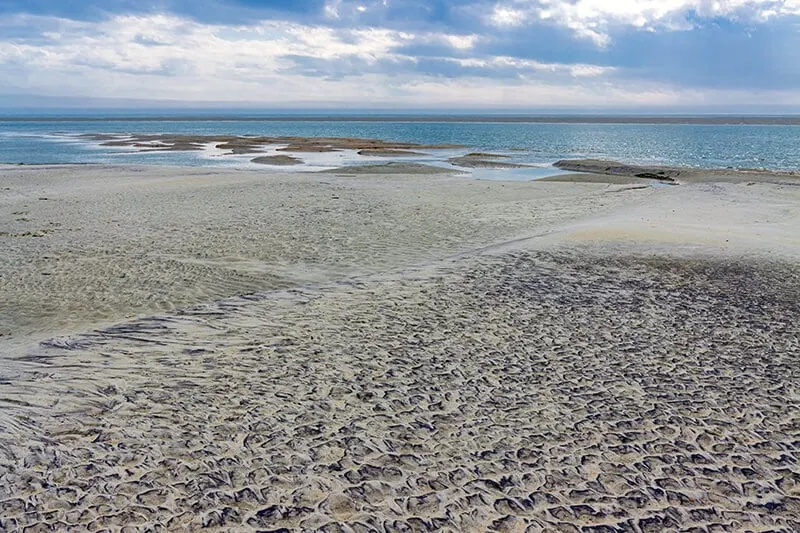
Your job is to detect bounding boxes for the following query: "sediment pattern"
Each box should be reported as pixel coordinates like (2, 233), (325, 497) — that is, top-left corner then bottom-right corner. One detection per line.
(1, 250), (799, 531)
(79, 134), (463, 154)
(3, 165), (637, 352)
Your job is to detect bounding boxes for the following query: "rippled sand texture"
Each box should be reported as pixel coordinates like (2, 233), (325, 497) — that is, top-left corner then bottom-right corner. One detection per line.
(1, 250), (799, 531)
(0, 164), (643, 353)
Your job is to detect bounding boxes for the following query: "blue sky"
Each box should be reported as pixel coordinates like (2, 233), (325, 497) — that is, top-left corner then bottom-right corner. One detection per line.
(1, 0), (799, 110)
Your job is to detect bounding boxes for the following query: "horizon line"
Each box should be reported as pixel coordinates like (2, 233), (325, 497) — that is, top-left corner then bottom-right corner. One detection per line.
(2, 113), (800, 125)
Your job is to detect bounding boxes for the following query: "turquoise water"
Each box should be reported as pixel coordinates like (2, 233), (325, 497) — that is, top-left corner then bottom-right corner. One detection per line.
(1, 118), (799, 172)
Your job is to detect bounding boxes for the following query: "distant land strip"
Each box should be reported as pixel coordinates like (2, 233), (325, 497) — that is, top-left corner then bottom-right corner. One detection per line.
(2, 115), (800, 125)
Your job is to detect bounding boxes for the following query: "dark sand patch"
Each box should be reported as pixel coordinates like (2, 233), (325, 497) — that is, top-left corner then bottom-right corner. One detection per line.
(86, 134), (463, 156)
(555, 159), (800, 185)
(448, 152), (532, 169)
(277, 145), (342, 153)
(143, 144), (206, 152)
(100, 135), (209, 152)
(215, 141), (266, 155)
(449, 157), (532, 169)
(357, 149), (428, 157)
(99, 139), (135, 146)
(464, 152), (511, 159)
(251, 155), (303, 165)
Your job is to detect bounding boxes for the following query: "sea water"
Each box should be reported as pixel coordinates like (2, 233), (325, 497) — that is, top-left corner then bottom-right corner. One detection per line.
(1, 117), (799, 179)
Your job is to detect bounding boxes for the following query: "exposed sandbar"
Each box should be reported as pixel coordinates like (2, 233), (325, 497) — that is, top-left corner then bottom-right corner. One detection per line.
(83, 133), (464, 155)
(215, 141), (265, 155)
(357, 149), (428, 157)
(555, 158), (800, 185)
(449, 153), (532, 169)
(464, 152), (511, 159)
(251, 155), (303, 165)
(277, 145), (341, 153)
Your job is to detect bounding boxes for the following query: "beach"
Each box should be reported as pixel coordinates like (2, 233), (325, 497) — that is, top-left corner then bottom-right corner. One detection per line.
(1, 163), (799, 531)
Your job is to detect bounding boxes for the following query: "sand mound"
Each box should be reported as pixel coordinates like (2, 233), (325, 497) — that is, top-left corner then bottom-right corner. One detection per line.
(555, 159), (800, 185)
(251, 155), (303, 165)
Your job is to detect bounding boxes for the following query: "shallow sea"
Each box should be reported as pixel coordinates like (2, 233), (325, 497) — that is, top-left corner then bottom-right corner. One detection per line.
(1, 117), (799, 179)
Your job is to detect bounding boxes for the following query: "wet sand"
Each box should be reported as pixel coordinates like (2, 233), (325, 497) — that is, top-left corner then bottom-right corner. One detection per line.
(553, 159), (800, 185)
(81, 134), (462, 155)
(1, 164), (799, 531)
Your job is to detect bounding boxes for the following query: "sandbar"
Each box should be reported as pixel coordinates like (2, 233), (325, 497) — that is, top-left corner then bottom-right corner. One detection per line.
(251, 155), (303, 165)
(554, 158), (800, 185)
(449, 153), (532, 169)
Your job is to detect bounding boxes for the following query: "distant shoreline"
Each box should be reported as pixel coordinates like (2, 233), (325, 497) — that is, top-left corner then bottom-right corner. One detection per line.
(3, 115), (800, 125)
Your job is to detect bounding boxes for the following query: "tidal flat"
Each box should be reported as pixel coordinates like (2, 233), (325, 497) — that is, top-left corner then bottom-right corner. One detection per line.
(0, 163), (799, 531)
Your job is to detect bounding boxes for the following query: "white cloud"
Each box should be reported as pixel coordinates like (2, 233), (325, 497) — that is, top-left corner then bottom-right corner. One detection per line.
(323, 0), (386, 19)
(454, 56), (615, 77)
(489, 0), (800, 45)
(491, 6), (528, 26)
(324, 1), (342, 19)
(0, 13), (613, 100)
(397, 75), (800, 108)
(442, 34), (480, 50)
(0, 14), (417, 78)
(0, 14), (483, 75)
(0, 12), (796, 108)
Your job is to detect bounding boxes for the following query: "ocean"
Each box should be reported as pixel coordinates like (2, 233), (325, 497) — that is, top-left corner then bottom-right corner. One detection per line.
(2, 116), (799, 178)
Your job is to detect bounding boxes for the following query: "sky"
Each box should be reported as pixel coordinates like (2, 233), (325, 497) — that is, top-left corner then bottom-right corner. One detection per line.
(0, 0), (799, 111)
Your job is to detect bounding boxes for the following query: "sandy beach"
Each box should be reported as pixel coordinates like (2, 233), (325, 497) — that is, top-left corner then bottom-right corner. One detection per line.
(1, 163), (799, 531)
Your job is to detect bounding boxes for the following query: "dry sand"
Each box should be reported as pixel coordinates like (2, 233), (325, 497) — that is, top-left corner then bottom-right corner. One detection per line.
(0, 164), (638, 356)
(1, 164), (799, 531)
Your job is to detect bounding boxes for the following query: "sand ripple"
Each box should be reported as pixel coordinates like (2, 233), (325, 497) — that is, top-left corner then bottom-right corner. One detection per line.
(1, 250), (798, 531)
(1, 165), (635, 354)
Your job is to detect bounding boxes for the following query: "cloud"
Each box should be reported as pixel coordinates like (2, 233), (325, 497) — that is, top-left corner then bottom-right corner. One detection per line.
(0, 13), (613, 92)
(451, 56), (614, 77)
(489, 0), (800, 46)
(441, 33), (479, 49)
(0, 2), (799, 109)
(490, 7), (527, 27)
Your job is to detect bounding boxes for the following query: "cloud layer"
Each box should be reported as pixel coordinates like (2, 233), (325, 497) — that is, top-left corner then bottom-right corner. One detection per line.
(0, 1), (799, 109)
(489, 0), (800, 45)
